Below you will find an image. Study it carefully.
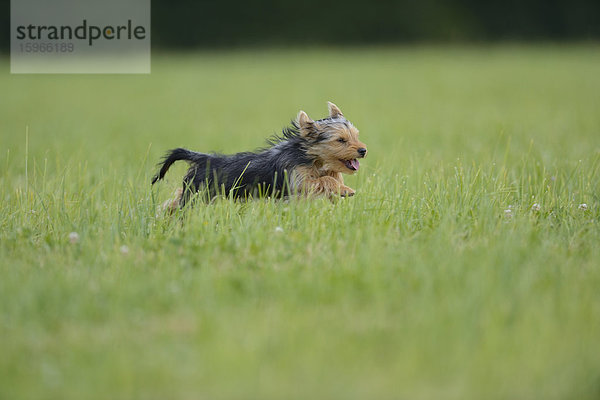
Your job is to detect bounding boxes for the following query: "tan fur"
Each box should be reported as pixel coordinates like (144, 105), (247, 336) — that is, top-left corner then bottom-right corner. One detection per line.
(162, 188), (183, 213)
(291, 165), (355, 197)
(290, 102), (366, 197)
(297, 110), (316, 138)
(306, 123), (366, 175)
(327, 101), (344, 118)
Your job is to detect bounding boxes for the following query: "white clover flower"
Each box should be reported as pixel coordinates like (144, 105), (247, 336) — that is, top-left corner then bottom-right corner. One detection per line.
(68, 232), (80, 244)
(504, 209), (513, 218)
(531, 203), (541, 211)
(274, 226), (284, 233)
(120, 245), (130, 255)
(578, 203), (588, 211)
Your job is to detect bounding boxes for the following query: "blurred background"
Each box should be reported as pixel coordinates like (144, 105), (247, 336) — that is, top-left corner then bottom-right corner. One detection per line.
(2, 0), (600, 51)
(2, 2), (600, 399)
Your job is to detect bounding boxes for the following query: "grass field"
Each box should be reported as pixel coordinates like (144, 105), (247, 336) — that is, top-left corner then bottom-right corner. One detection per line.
(1, 45), (600, 399)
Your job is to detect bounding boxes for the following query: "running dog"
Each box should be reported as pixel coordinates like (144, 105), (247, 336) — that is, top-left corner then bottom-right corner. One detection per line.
(152, 102), (367, 209)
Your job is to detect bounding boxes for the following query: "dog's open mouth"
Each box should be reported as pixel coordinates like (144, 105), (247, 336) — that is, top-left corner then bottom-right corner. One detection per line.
(342, 159), (360, 171)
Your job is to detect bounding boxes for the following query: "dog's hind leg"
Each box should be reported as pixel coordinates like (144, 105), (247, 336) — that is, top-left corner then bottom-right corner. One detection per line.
(162, 188), (183, 214)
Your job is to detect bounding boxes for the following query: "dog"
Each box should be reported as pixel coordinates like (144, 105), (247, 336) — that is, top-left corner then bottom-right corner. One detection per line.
(151, 102), (367, 209)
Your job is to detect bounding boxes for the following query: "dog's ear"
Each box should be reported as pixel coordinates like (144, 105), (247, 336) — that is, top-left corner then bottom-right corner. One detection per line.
(297, 110), (317, 137)
(327, 101), (343, 119)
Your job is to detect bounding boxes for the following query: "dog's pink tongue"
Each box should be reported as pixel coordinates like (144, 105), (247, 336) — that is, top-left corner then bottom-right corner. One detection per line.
(351, 159), (360, 170)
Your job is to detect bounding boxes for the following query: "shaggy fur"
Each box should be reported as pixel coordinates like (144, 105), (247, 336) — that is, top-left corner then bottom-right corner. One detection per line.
(152, 102), (367, 209)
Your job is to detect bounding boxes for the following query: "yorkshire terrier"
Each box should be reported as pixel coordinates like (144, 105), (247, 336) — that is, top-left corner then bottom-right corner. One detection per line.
(152, 102), (367, 209)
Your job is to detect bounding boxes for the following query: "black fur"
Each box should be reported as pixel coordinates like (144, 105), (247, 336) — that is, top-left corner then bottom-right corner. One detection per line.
(152, 122), (315, 205)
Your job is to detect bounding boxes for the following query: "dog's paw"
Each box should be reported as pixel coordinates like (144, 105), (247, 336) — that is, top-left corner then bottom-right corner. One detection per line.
(339, 185), (355, 197)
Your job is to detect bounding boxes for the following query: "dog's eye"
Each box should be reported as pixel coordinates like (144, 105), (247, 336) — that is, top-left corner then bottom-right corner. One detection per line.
(337, 138), (346, 143)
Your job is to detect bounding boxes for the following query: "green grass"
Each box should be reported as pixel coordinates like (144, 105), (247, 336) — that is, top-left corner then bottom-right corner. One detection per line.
(1, 45), (600, 399)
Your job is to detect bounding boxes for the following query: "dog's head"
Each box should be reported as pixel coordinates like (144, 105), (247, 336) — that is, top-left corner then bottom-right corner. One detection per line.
(297, 102), (367, 175)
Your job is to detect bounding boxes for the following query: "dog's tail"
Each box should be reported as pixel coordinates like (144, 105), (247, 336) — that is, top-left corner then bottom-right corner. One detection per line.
(151, 147), (206, 184)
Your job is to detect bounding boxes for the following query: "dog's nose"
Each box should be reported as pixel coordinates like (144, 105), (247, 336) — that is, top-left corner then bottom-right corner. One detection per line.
(357, 148), (367, 157)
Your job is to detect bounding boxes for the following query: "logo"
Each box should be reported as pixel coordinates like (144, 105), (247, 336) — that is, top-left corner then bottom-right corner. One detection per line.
(15, 20), (147, 46)
(11, 0), (150, 74)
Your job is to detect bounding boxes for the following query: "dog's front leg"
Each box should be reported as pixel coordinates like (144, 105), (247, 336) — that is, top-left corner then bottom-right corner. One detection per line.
(306, 175), (354, 197)
(330, 172), (355, 197)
